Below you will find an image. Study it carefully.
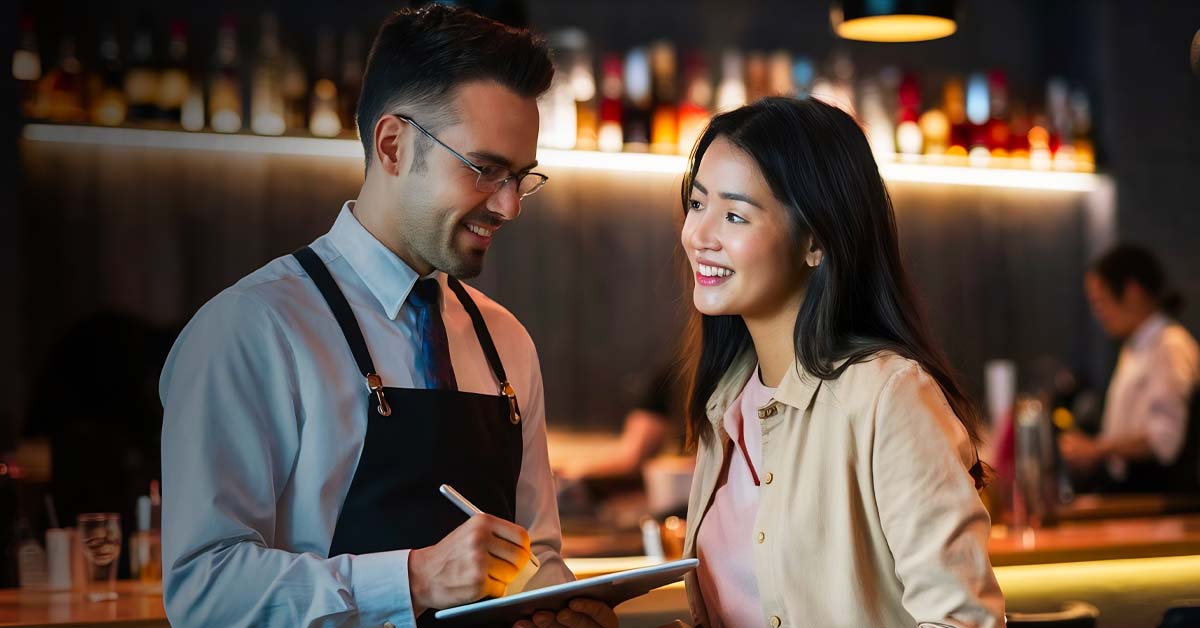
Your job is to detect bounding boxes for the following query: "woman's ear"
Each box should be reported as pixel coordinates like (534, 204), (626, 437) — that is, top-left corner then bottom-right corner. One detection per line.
(805, 235), (824, 268)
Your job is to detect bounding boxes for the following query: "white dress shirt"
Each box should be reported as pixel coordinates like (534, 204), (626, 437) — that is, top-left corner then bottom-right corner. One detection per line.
(160, 202), (572, 628)
(1102, 312), (1200, 479)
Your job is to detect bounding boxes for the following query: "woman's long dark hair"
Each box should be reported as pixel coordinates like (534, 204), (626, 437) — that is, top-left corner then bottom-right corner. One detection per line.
(681, 97), (986, 488)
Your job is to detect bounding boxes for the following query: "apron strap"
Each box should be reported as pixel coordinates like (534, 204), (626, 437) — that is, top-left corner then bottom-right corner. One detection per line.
(294, 246), (396, 416)
(446, 277), (522, 424)
(292, 246), (378, 378)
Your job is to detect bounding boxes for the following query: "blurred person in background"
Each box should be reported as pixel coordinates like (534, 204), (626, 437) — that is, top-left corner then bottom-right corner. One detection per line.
(1060, 244), (1200, 493)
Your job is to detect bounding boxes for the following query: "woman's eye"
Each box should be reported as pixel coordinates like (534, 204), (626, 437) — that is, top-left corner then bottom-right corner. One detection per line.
(726, 212), (746, 224)
(688, 199), (703, 211)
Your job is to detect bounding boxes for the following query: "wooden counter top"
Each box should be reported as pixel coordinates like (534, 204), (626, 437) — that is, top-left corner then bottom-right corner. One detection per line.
(0, 582), (165, 628)
(3, 515), (1199, 626)
(989, 513), (1200, 566)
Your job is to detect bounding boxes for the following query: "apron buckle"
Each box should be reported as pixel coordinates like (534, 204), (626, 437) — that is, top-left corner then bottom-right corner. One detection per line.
(501, 381), (521, 424)
(366, 373), (392, 417)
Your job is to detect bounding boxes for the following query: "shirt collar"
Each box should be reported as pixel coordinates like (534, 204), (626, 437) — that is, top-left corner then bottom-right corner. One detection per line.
(328, 201), (439, 320)
(1127, 311), (1169, 352)
(704, 347), (823, 424)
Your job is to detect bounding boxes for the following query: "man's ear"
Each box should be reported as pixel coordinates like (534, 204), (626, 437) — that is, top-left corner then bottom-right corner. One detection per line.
(373, 114), (410, 177)
(805, 235), (824, 268)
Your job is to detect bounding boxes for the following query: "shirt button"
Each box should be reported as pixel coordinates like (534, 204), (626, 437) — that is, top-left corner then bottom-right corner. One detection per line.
(756, 531), (766, 543)
(384, 623), (395, 628)
(764, 472), (774, 484)
(770, 615), (782, 627)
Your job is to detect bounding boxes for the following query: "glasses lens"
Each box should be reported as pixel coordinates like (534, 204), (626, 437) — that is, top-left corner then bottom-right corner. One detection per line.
(517, 174), (548, 197)
(474, 165), (509, 192)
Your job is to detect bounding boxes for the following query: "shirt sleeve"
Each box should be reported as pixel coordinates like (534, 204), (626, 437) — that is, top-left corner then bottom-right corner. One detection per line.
(1137, 332), (1200, 465)
(160, 289), (416, 628)
(513, 342), (575, 589)
(871, 364), (1005, 628)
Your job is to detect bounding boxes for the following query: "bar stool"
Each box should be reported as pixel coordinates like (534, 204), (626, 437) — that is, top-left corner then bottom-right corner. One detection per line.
(1005, 601), (1099, 628)
(1158, 605), (1200, 627)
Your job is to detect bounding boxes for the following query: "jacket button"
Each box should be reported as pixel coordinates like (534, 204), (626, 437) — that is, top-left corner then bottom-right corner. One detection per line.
(756, 531), (766, 543)
(764, 472), (774, 484)
(384, 623), (395, 628)
(770, 616), (782, 627)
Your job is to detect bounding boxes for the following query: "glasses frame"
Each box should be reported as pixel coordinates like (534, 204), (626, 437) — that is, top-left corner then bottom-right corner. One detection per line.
(395, 115), (548, 199)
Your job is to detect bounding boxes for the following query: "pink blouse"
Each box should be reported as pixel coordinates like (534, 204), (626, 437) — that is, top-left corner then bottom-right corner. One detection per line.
(695, 366), (775, 628)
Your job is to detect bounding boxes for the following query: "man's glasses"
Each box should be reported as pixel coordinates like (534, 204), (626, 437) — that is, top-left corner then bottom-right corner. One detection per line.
(396, 115), (549, 199)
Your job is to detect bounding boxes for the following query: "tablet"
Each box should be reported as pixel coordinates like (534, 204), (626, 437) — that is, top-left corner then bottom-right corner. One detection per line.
(432, 558), (698, 626)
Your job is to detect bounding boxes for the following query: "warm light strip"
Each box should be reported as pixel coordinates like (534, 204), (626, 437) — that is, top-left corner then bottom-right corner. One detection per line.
(22, 124), (364, 158)
(880, 161), (1101, 192)
(536, 148), (687, 174)
(23, 124), (1104, 192)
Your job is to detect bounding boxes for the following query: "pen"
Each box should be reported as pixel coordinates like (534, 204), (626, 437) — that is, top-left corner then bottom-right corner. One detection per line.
(439, 484), (540, 568)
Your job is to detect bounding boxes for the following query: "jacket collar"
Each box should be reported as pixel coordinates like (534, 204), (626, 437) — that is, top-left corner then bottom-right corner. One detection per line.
(704, 347), (823, 424)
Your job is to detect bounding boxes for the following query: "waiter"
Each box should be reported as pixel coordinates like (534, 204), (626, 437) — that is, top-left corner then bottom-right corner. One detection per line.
(159, 6), (617, 627)
(1060, 244), (1200, 492)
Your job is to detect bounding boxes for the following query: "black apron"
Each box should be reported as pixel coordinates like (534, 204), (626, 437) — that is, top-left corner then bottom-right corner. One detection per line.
(292, 247), (524, 622)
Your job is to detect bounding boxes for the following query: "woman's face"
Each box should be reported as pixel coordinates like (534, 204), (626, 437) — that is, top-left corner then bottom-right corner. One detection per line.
(682, 137), (808, 320)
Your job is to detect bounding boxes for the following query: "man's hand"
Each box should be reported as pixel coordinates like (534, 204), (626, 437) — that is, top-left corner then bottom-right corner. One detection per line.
(408, 514), (532, 614)
(1059, 430), (1103, 474)
(512, 598), (619, 628)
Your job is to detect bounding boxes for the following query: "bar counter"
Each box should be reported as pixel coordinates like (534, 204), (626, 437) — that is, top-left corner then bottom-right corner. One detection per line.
(3, 515), (1198, 627)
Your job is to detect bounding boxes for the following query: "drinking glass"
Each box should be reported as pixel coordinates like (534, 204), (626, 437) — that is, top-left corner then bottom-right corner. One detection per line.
(77, 513), (121, 601)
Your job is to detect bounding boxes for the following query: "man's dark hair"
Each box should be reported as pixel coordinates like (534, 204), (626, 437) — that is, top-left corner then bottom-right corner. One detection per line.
(1093, 243), (1184, 316)
(356, 4), (554, 169)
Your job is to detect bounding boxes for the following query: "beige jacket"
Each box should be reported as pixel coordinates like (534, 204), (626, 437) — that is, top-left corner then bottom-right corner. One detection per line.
(682, 350), (1004, 628)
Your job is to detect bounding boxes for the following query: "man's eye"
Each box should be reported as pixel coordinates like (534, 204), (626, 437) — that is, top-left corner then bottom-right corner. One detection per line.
(479, 165), (507, 180)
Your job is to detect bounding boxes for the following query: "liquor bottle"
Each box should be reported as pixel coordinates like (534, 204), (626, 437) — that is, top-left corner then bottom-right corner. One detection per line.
(677, 51), (712, 155)
(250, 13), (286, 136)
(767, 50), (793, 97)
(943, 77), (969, 157)
(827, 52), (857, 116)
(567, 36), (597, 151)
(965, 72), (990, 165)
(1027, 111), (1052, 171)
(124, 14), (160, 123)
(1006, 100), (1031, 160)
(88, 24), (126, 126)
(792, 57), (814, 99)
(281, 38), (308, 132)
(714, 49), (746, 113)
(339, 31), (364, 133)
(309, 30), (341, 137)
(40, 35), (85, 122)
(744, 51), (767, 103)
(649, 41), (678, 154)
(209, 16), (243, 133)
(1069, 87), (1094, 170)
(13, 16), (42, 119)
(858, 79), (894, 159)
(622, 47), (652, 151)
(985, 69), (1010, 158)
(540, 30), (583, 150)
(157, 21), (191, 124)
(1045, 78), (1073, 170)
(597, 53), (624, 152)
(893, 72), (922, 158)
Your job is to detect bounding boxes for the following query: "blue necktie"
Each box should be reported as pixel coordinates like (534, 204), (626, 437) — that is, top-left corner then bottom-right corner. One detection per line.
(408, 279), (458, 391)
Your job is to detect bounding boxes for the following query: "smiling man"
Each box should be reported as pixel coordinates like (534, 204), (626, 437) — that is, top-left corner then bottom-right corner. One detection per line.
(159, 6), (616, 627)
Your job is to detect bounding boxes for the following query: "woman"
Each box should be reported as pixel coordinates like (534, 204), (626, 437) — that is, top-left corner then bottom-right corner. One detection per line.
(1060, 244), (1199, 493)
(673, 97), (1003, 627)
